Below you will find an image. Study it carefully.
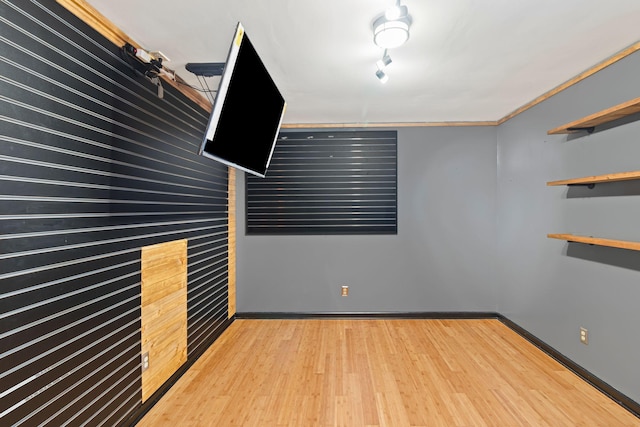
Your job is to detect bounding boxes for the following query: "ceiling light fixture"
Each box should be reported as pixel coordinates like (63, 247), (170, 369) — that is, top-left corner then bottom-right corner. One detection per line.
(385, 4), (402, 20)
(373, 2), (411, 49)
(375, 69), (389, 84)
(376, 49), (392, 71)
(375, 50), (391, 83)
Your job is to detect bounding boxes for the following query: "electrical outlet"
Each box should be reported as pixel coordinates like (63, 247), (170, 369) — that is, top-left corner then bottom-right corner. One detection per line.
(341, 285), (349, 297)
(142, 352), (150, 372)
(580, 327), (588, 345)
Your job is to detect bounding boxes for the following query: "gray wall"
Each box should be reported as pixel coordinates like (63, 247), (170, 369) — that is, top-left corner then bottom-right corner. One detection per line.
(497, 51), (640, 403)
(236, 127), (497, 313)
(236, 48), (640, 405)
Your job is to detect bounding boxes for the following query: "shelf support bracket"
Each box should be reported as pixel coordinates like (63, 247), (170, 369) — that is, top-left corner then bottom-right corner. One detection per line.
(568, 183), (596, 189)
(566, 126), (595, 134)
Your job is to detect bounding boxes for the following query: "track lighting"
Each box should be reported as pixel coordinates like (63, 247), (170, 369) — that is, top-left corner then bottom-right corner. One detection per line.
(375, 69), (388, 84)
(372, 2), (411, 83)
(375, 50), (392, 83)
(376, 50), (392, 71)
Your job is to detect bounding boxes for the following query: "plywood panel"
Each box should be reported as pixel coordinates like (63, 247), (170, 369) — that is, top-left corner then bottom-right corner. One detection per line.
(228, 168), (236, 318)
(141, 239), (188, 402)
(141, 240), (188, 306)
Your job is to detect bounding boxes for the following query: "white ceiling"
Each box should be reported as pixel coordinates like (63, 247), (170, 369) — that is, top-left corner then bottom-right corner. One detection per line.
(87, 0), (640, 125)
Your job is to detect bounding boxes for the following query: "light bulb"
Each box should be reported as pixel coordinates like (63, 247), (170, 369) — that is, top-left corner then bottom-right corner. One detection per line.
(376, 69), (389, 84)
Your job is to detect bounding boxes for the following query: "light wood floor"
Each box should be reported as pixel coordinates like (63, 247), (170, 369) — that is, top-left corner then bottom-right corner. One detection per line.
(137, 319), (639, 426)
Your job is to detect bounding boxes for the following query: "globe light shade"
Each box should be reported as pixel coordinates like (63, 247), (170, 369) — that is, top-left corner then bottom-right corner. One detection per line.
(373, 6), (411, 49)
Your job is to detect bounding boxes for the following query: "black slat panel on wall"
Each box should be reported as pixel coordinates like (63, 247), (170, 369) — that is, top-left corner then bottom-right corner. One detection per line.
(246, 130), (397, 234)
(0, 1), (229, 426)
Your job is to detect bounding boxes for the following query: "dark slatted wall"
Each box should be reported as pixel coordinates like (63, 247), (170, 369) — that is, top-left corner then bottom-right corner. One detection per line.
(246, 130), (398, 235)
(0, 1), (229, 426)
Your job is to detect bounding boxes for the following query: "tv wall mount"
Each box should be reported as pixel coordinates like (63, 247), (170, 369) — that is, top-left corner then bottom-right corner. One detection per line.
(185, 63), (226, 104)
(120, 43), (226, 103)
(121, 43), (174, 98)
(186, 63), (225, 77)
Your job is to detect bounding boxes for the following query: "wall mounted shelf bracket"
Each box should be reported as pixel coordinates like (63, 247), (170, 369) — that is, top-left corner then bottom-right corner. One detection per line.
(566, 126), (595, 134)
(548, 233), (640, 251)
(567, 183), (596, 189)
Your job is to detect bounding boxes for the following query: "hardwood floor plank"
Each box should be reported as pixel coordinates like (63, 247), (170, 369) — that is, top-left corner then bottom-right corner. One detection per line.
(137, 319), (639, 426)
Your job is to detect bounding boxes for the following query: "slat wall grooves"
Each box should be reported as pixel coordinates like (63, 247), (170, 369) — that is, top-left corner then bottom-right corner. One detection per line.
(246, 130), (398, 235)
(0, 134), (227, 191)
(3, 0), (209, 129)
(1, 1), (229, 426)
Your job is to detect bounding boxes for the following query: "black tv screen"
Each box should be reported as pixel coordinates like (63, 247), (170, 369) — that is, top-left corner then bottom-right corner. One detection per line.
(198, 22), (287, 177)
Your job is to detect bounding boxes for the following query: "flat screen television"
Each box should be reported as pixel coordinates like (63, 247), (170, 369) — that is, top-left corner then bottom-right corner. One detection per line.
(198, 22), (287, 178)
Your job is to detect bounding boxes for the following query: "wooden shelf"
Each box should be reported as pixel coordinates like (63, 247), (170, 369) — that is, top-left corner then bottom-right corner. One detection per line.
(548, 233), (640, 251)
(547, 170), (640, 187)
(547, 96), (640, 135)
